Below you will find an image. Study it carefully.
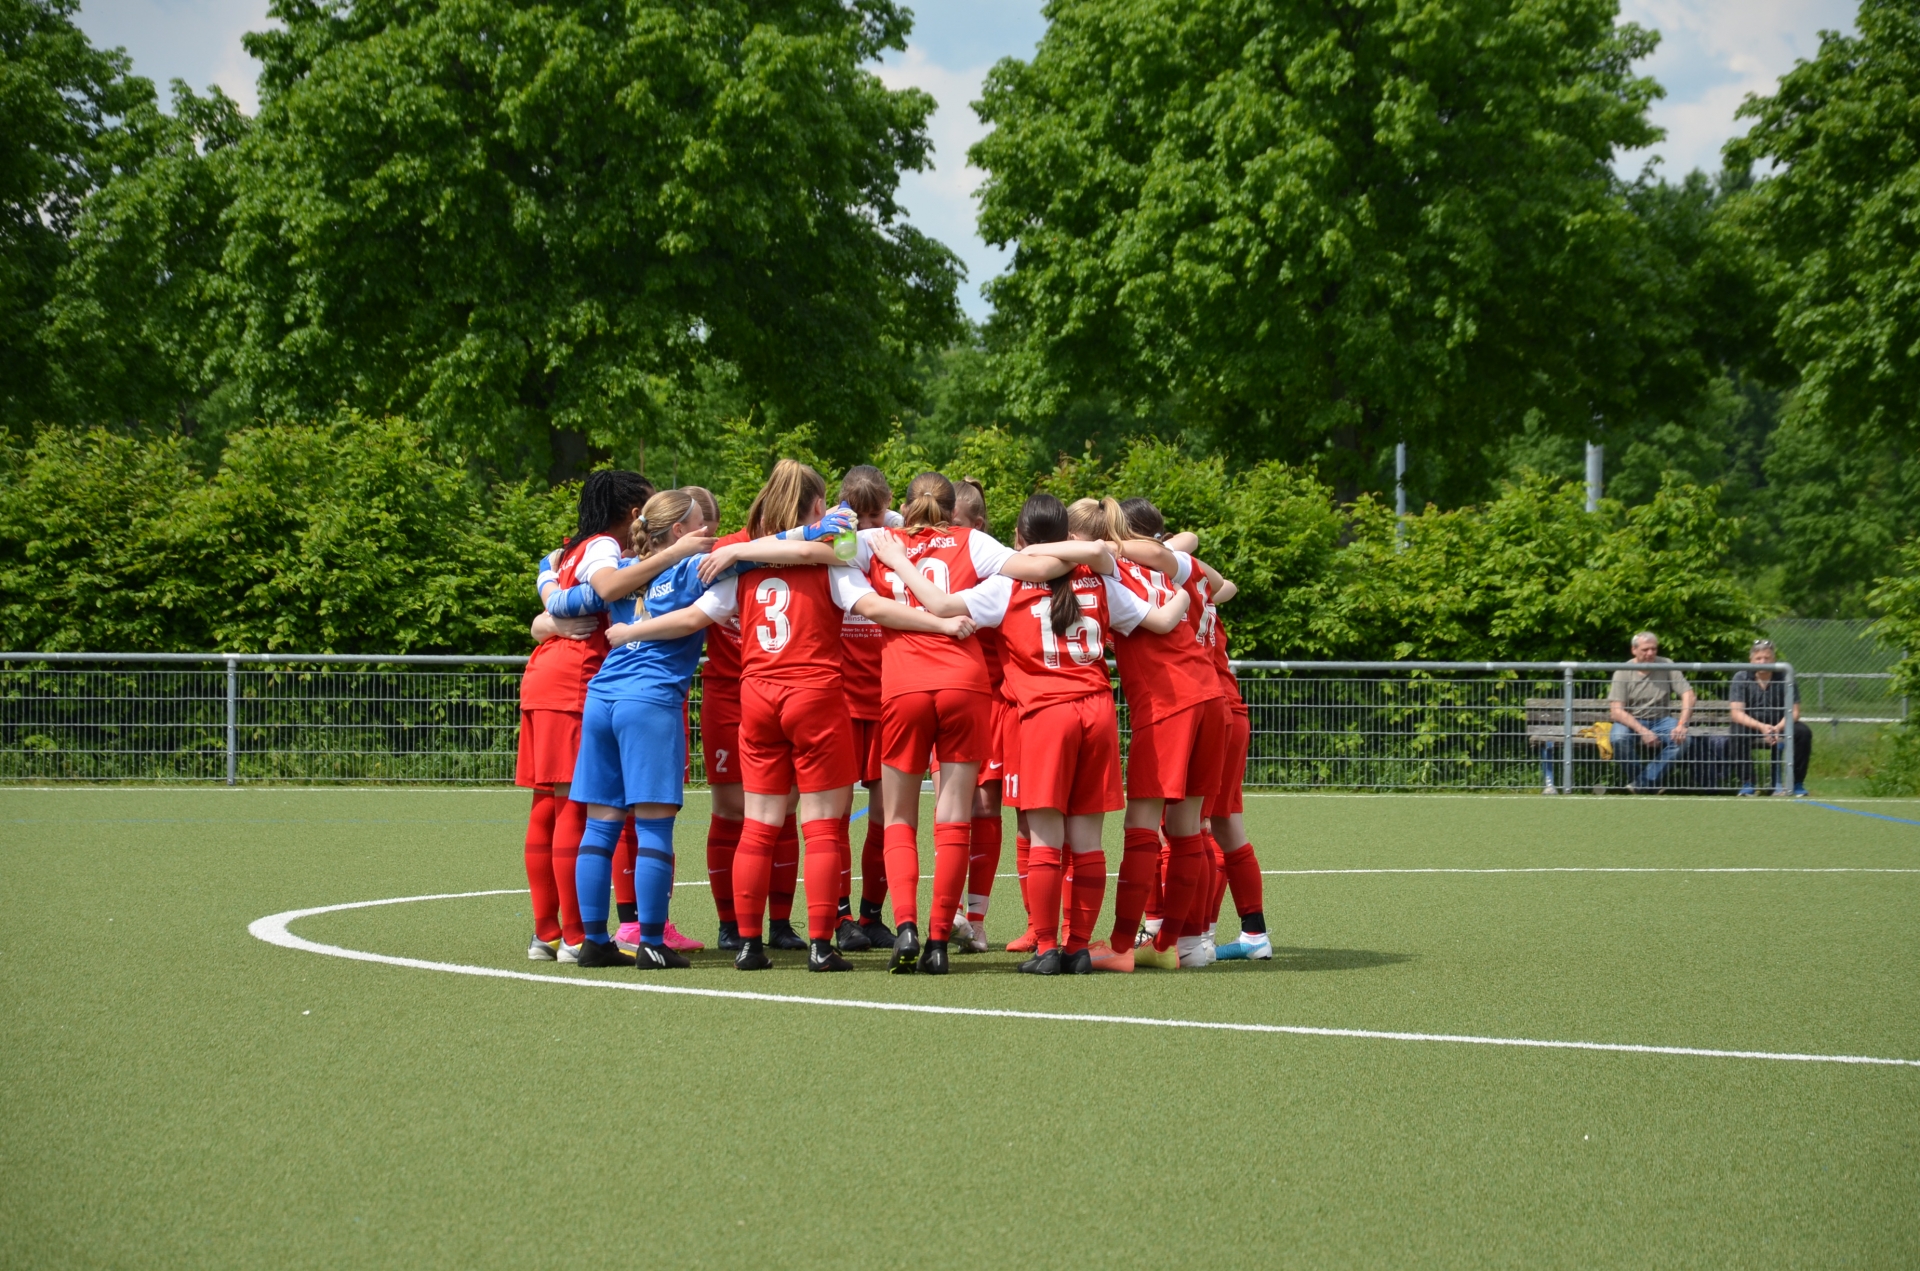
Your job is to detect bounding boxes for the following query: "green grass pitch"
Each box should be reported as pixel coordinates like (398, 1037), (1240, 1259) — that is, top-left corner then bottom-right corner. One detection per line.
(2, 788), (1917, 1267)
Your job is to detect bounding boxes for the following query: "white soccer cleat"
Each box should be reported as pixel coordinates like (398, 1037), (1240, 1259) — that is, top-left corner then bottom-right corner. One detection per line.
(557, 940), (584, 965)
(528, 935), (560, 961)
(1215, 931), (1272, 961)
(1198, 930), (1218, 965)
(961, 919), (991, 954)
(1543, 780), (1558, 795)
(1176, 934), (1211, 968)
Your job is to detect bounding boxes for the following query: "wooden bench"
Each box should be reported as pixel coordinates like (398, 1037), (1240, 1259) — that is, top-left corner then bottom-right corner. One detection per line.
(1524, 698), (1734, 748)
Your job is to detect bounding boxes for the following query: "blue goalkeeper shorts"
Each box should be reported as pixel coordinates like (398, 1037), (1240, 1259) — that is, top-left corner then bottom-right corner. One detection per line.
(569, 694), (686, 809)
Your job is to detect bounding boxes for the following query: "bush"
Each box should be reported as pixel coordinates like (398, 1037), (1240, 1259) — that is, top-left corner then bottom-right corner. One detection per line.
(1867, 539), (1920, 795)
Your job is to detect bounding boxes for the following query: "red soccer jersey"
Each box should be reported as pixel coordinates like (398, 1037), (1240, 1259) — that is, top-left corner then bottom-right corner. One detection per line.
(963, 568), (1150, 716)
(698, 528), (751, 695)
(856, 525), (1014, 699)
(695, 562), (876, 689)
(839, 609), (884, 720)
(520, 534), (618, 712)
(1202, 592), (1245, 708)
(977, 626), (1009, 702)
(1111, 552), (1222, 725)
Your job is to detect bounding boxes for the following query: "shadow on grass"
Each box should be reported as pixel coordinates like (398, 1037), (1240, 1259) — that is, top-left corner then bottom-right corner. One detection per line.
(594, 947), (1414, 977)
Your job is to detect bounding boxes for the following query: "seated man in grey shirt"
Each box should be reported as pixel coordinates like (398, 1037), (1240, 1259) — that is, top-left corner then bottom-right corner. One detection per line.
(1725, 638), (1811, 796)
(1608, 631), (1696, 792)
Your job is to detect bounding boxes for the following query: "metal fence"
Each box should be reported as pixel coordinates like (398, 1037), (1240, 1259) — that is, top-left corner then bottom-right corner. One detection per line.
(0, 653), (1904, 789)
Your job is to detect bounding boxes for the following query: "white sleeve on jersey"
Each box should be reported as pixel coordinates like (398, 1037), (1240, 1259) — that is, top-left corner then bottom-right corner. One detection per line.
(1103, 575), (1151, 636)
(694, 576), (740, 622)
(957, 574), (1014, 628)
(852, 526), (887, 572)
(828, 565), (877, 612)
(883, 510), (905, 528)
(1168, 550), (1194, 587)
(967, 530), (1016, 578)
(576, 534), (623, 583)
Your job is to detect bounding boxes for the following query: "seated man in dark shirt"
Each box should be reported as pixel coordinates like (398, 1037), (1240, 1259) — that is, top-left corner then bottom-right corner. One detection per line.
(1726, 639), (1811, 797)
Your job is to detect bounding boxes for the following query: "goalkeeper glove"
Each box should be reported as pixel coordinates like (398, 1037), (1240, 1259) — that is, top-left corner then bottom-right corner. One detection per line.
(779, 503), (856, 542)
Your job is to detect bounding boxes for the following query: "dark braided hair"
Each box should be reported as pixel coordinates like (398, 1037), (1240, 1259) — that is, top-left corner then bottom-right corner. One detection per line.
(1017, 494), (1081, 638)
(563, 470), (655, 553)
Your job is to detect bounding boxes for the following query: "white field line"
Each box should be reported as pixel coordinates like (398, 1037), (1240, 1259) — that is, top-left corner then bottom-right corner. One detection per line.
(249, 890), (1920, 1070)
(1258, 867), (1920, 875)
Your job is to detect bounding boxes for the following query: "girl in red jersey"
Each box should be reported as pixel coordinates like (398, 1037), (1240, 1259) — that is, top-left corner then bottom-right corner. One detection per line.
(1196, 576), (1270, 959)
(831, 465), (895, 952)
(884, 494), (1190, 974)
(1066, 497), (1231, 971)
(617, 460), (976, 972)
(947, 478), (1008, 954)
(856, 471), (1051, 975)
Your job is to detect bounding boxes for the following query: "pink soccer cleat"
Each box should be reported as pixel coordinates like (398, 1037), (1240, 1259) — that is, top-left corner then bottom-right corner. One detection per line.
(662, 921), (705, 952)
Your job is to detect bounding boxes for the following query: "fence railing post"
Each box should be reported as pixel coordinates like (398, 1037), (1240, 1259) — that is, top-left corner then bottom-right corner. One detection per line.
(1561, 664), (1575, 793)
(225, 656), (237, 786)
(1781, 665), (1796, 796)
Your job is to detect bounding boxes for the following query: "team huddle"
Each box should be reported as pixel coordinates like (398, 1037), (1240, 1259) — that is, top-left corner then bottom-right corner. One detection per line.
(513, 460), (1272, 975)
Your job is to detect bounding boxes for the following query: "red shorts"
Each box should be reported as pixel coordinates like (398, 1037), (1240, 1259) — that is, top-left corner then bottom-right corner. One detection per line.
(1126, 698), (1228, 801)
(700, 689), (742, 786)
(978, 698), (1012, 788)
(740, 679), (856, 795)
(515, 708), (581, 789)
(882, 688), (992, 772)
(1204, 705), (1250, 818)
(852, 716), (884, 785)
(1009, 694), (1123, 815)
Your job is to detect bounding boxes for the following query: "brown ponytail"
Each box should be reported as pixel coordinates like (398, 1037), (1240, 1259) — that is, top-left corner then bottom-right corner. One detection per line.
(900, 471), (955, 530)
(1018, 494), (1081, 638)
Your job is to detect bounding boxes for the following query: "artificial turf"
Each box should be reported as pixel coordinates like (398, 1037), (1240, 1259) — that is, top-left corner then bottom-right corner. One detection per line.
(1, 788), (1916, 1268)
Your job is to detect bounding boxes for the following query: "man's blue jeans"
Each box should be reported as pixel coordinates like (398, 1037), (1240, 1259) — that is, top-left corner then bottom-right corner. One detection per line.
(1612, 716), (1686, 788)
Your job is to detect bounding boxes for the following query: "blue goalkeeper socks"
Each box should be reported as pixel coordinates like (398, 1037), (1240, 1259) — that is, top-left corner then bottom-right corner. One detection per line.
(632, 816), (676, 945)
(576, 816), (623, 943)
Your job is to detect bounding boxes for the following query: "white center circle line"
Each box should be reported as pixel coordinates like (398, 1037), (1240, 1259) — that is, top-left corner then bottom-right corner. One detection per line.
(248, 890), (1920, 1069)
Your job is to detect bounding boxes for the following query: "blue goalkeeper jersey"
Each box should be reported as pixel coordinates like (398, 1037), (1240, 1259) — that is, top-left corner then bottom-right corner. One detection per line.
(587, 556), (711, 707)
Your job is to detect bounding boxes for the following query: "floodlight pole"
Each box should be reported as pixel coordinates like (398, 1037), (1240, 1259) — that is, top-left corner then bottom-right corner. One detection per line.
(1781, 665), (1796, 795)
(1585, 442), (1603, 512)
(225, 656), (238, 786)
(1561, 664), (1576, 793)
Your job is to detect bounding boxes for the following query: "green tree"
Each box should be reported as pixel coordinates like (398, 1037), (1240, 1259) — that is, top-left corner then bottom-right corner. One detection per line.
(971, 0), (1663, 496)
(213, 0), (961, 478)
(0, 0), (149, 432)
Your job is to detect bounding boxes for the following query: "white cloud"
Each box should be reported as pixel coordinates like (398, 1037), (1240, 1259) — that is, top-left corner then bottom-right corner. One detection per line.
(877, 44), (1007, 322)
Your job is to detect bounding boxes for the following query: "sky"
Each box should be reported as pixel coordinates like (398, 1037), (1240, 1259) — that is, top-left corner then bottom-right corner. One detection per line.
(75, 0), (1858, 320)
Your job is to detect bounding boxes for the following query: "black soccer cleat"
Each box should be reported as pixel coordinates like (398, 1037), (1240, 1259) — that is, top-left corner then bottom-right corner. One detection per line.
(634, 943), (691, 970)
(733, 938), (772, 971)
(808, 939), (854, 972)
(1017, 948), (1063, 976)
(834, 918), (873, 953)
(767, 919), (808, 951)
(859, 916), (896, 947)
(888, 922), (921, 975)
(576, 938), (637, 968)
(1062, 947), (1093, 975)
(716, 921), (744, 951)
(918, 938), (950, 976)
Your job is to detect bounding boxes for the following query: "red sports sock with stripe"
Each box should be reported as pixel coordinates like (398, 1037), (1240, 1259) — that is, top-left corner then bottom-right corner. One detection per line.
(731, 818), (780, 939)
(1025, 843), (1063, 952)
(859, 814), (887, 909)
(929, 822), (972, 941)
(1223, 842), (1264, 919)
(835, 812), (854, 915)
(1154, 832), (1206, 950)
(552, 797), (587, 946)
(706, 816), (741, 923)
(802, 818), (848, 940)
(883, 823), (920, 928)
(1014, 834), (1033, 934)
(1196, 832), (1226, 931)
(769, 814), (799, 922)
(613, 817), (638, 909)
(1059, 848), (1076, 939)
(1066, 849), (1107, 954)
(1111, 828), (1161, 951)
(523, 790), (561, 943)
(966, 815), (1002, 921)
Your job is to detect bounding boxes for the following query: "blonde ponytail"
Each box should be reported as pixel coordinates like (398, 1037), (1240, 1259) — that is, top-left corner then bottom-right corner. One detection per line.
(1067, 496), (1130, 543)
(745, 459), (827, 538)
(900, 471), (955, 530)
(635, 489), (696, 558)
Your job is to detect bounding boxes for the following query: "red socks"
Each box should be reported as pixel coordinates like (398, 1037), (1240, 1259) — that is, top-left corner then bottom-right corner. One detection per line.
(524, 790), (561, 943)
(552, 797), (587, 946)
(929, 821), (971, 941)
(1223, 842), (1264, 917)
(1154, 833), (1206, 950)
(613, 817), (637, 909)
(707, 816), (741, 923)
(731, 818), (780, 939)
(1111, 827), (1161, 951)
(1026, 843), (1063, 951)
(802, 818), (849, 940)
(883, 823), (920, 928)
(859, 815), (887, 907)
(1066, 849), (1107, 954)
(769, 815), (799, 923)
(1015, 833), (1033, 935)
(966, 815), (1002, 921)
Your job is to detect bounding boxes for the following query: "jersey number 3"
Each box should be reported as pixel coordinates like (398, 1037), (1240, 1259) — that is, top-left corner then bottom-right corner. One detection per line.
(755, 577), (792, 653)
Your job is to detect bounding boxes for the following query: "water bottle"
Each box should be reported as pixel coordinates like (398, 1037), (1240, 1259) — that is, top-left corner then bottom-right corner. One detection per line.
(833, 502), (858, 561)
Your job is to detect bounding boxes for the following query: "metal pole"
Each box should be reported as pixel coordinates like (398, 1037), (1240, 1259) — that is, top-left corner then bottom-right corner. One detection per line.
(225, 656), (237, 786)
(1561, 664), (1575, 793)
(1781, 666), (1795, 796)
(1395, 442), (1407, 549)
(1585, 443), (1603, 512)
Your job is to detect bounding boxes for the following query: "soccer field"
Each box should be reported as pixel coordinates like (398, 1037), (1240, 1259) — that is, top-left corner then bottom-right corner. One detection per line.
(2, 789), (1916, 1267)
